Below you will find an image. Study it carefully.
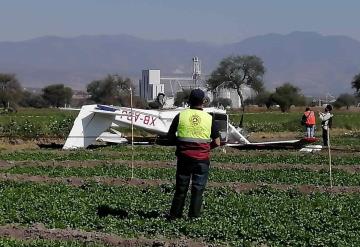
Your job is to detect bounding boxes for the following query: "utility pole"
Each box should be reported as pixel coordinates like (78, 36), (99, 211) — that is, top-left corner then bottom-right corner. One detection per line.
(113, 74), (134, 179)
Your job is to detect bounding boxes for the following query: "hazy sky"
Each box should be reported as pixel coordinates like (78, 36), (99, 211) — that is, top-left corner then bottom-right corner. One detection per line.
(1, 0), (359, 44)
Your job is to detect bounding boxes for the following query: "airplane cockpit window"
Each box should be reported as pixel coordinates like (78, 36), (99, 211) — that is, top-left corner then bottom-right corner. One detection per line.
(210, 113), (228, 142)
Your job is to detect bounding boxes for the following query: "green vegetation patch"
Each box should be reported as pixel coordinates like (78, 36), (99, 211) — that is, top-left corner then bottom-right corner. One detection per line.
(1, 149), (360, 166)
(0, 182), (360, 246)
(0, 116), (75, 138)
(2, 108), (360, 139)
(230, 111), (360, 132)
(0, 151), (111, 162)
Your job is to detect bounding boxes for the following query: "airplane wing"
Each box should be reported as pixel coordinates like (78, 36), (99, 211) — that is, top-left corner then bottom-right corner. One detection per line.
(90, 109), (129, 116)
(60, 107), (81, 111)
(92, 104), (163, 118)
(227, 138), (318, 150)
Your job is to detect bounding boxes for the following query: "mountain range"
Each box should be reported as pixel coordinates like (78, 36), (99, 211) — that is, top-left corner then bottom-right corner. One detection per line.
(1, 31), (360, 96)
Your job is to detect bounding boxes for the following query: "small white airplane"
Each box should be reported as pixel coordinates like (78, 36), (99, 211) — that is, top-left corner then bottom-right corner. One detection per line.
(63, 104), (319, 151)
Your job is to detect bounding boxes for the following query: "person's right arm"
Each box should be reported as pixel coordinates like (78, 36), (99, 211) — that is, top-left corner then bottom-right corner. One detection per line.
(319, 112), (332, 121)
(323, 113), (332, 121)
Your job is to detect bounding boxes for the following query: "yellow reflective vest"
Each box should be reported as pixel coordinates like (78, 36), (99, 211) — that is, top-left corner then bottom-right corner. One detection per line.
(177, 109), (212, 143)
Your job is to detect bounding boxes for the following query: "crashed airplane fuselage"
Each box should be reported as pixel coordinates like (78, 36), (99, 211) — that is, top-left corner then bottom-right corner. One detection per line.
(63, 104), (317, 150)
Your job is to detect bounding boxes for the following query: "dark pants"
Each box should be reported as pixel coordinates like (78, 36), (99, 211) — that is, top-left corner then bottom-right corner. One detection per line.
(322, 128), (329, 146)
(170, 157), (209, 218)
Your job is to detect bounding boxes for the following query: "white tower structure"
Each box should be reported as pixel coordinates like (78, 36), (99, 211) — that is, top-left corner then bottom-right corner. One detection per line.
(192, 56), (201, 87)
(139, 70), (164, 100)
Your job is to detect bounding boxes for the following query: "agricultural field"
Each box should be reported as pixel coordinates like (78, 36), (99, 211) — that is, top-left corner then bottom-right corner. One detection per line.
(0, 107), (360, 246)
(0, 108), (76, 139)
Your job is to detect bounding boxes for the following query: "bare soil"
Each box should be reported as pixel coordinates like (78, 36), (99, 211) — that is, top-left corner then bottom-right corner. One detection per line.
(0, 223), (207, 247)
(248, 131), (300, 142)
(0, 137), (65, 151)
(0, 173), (359, 194)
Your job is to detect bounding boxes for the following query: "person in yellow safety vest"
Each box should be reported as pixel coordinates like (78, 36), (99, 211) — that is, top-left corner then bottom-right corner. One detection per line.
(167, 89), (220, 219)
(302, 107), (316, 138)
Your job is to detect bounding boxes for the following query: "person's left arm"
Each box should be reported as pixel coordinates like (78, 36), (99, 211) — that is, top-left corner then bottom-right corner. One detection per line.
(210, 118), (221, 149)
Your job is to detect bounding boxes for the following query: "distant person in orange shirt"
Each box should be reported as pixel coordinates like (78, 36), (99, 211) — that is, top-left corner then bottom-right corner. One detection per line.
(302, 107), (316, 138)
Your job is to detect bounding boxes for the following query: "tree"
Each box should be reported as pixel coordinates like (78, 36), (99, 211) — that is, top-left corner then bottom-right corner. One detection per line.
(19, 91), (48, 108)
(270, 83), (306, 112)
(211, 98), (232, 108)
(87, 75), (133, 106)
(132, 96), (148, 109)
(207, 55), (265, 125)
(352, 73), (360, 97)
(252, 90), (272, 108)
(334, 93), (356, 109)
(0, 73), (23, 110)
(42, 84), (73, 107)
(63, 87), (73, 106)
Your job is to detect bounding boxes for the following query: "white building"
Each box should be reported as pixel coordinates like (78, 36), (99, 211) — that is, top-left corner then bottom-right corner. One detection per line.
(138, 69), (255, 109)
(139, 70), (164, 100)
(139, 57), (202, 101)
(215, 85), (255, 108)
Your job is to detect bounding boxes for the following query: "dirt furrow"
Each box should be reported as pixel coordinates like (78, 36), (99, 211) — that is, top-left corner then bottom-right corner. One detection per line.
(0, 223), (206, 247)
(0, 172), (359, 194)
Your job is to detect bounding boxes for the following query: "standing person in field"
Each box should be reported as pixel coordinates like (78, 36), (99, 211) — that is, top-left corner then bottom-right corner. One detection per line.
(302, 107), (316, 138)
(319, 104), (333, 147)
(167, 89), (220, 219)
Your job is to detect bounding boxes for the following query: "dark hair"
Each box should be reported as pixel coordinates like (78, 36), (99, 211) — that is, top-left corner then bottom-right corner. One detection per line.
(305, 107), (310, 111)
(188, 89), (205, 107)
(325, 104), (333, 112)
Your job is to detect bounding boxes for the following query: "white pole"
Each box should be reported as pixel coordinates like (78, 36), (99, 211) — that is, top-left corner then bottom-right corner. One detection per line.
(328, 127), (333, 188)
(130, 88), (134, 179)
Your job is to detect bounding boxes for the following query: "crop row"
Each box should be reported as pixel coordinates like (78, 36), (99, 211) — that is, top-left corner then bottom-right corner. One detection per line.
(1, 149), (360, 166)
(4, 108), (360, 132)
(331, 134), (360, 148)
(232, 111), (360, 131)
(0, 181), (360, 246)
(97, 144), (357, 156)
(3, 164), (360, 187)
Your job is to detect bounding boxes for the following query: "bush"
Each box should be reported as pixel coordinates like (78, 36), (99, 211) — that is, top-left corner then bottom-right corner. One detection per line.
(48, 116), (75, 137)
(0, 119), (43, 138)
(0, 115), (75, 139)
